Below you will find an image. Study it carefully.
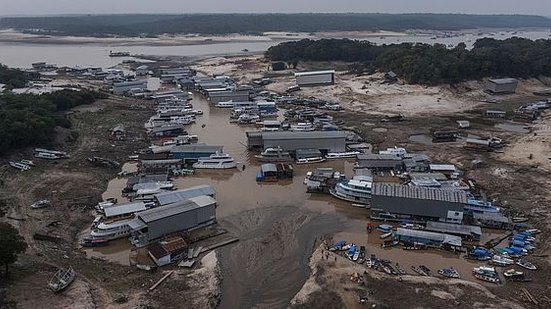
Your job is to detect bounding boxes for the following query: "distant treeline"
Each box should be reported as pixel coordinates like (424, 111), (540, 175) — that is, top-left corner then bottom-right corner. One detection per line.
(1, 14), (550, 36)
(266, 37), (551, 85)
(0, 89), (106, 154)
(0, 65), (39, 89)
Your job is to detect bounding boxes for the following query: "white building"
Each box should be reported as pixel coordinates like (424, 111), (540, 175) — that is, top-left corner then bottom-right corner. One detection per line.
(295, 70), (335, 87)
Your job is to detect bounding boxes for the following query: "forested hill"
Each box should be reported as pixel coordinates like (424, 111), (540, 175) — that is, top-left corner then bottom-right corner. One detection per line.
(1, 14), (551, 36)
(266, 37), (551, 85)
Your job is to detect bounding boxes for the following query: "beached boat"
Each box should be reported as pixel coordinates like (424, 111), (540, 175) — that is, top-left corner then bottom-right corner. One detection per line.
(395, 263), (406, 275)
(90, 218), (133, 241)
(381, 240), (399, 248)
(473, 266), (500, 284)
(503, 269), (531, 282)
(9, 161), (31, 171)
(296, 157), (325, 164)
(329, 175), (372, 205)
(516, 259), (536, 270)
(31, 199), (51, 209)
(192, 153), (238, 169)
(290, 122), (315, 131)
(20, 159), (35, 166)
(490, 255), (514, 267)
(380, 232), (393, 240)
(352, 250), (360, 261)
(325, 151), (360, 159)
(48, 267), (75, 292)
(438, 267), (460, 278)
(109, 51), (130, 57)
(255, 147), (292, 163)
(238, 114), (260, 124)
(419, 265), (431, 276)
(411, 266), (428, 276)
(80, 237), (110, 247)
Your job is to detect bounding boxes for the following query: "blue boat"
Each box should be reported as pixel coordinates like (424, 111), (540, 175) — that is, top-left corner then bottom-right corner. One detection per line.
(329, 240), (346, 251)
(348, 244), (357, 258)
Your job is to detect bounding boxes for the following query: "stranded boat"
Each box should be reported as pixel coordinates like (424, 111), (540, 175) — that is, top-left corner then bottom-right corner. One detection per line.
(490, 255), (514, 267)
(109, 51), (130, 57)
(192, 153), (238, 169)
(473, 266), (500, 284)
(438, 267), (460, 278)
(516, 259), (537, 270)
(80, 237), (110, 247)
(329, 175), (372, 205)
(411, 266), (429, 276)
(255, 147), (292, 162)
(48, 267), (75, 292)
(31, 199), (51, 209)
(503, 269), (531, 282)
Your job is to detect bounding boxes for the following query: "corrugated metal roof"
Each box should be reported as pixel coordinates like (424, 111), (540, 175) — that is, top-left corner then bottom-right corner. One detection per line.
(138, 195), (216, 223)
(261, 131), (347, 140)
(473, 212), (510, 223)
(155, 185), (216, 206)
(261, 164), (277, 173)
(425, 221), (482, 236)
(429, 164), (457, 171)
(103, 202), (146, 218)
(357, 154), (402, 161)
(295, 70), (335, 76)
(170, 145), (223, 153)
(372, 183), (467, 203)
(396, 228), (462, 246)
(488, 78), (518, 84)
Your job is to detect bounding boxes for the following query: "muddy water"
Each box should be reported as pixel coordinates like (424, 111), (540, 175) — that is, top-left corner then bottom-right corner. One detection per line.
(96, 93), (499, 306)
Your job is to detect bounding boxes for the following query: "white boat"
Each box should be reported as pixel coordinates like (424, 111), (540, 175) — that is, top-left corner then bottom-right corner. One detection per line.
(9, 161), (31, 171)
(296, 157), (326, 164)
(20, 159), (35, 166)
(34, 152), (61, 160)
(48, 266), (75, 292)
(255, 147), (292, 162)
(31, 199), (51, 209)
(192, 153), (238, 169)
(329, 175), (372, 205)
(352, 251), (360, 261)
(238, 114), (260, 124)
(380, 232), (393, 239)
(516, 259), (536, 270)
(325, 151), (360, 159)
(473, 266), (500, 284)
(90, 218), (133, 241)
(490, 255), (514, 266)
(215, 100), (235, 108)
(290, 122), (315, 131)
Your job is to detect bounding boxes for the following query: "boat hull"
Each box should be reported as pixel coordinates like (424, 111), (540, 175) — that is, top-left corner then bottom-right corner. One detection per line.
(329, 188), (371, 206)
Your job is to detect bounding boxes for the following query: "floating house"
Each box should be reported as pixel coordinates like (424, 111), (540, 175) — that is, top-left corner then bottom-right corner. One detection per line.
(247, 131), (347, 153)
(395, 228), (462, 250)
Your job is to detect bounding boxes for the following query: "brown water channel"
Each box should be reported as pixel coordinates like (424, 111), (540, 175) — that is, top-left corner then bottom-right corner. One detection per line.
(91, 93), (501, 308)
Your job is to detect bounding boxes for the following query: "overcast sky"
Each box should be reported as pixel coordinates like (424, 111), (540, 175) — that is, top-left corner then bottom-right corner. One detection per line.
(1, 0), (550, 16)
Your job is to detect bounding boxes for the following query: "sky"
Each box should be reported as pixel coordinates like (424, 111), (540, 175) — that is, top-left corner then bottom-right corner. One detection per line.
(0, 0), (550, 16)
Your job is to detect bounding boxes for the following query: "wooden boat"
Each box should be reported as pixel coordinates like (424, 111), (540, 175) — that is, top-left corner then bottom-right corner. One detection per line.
(419, 265), (431, 276)
(410, 266), (428, 276)
(381, 240), (399, 248)
(48, 267), (75, 292)
(438, 267), (460, 278)
(516, 259), (536, 270)
(395, 263), (406, 275)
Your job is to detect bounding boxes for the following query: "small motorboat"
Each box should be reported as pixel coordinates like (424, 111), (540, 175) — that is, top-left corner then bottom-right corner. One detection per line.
(516, 259), (537, 270)
(395, 263), (406, 275)
(381, 240), (399, 248)
(31, 199), (51, 209)
(411, 266), (428, 276)
(503, 269), (531, 282)
(438, 267), (460, 279)
(419, 265), (431, 276)
(48, 266), (76, 292)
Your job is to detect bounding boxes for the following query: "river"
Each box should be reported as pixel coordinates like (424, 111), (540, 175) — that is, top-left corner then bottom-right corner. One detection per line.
(1, 29), (550, 69)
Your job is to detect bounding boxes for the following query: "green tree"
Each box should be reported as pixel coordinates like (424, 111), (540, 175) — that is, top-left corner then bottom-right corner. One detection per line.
(0, 223), (27, 276)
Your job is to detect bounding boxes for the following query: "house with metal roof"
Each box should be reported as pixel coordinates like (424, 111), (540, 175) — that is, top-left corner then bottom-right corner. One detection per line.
(130, 195), (217, 244)
(486, 78), (518, 94)
(395, 228), (462, 250)
(170, 145), (223, 160)
(356, 154), (403, 171)
(295, 70), (335, 87)
(246, 131), (347, 152)
(102, 202), (147, 219)
(425, 221), (482, 241)
(371, 183), (467, 222)
(154, 185), (216, 206)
